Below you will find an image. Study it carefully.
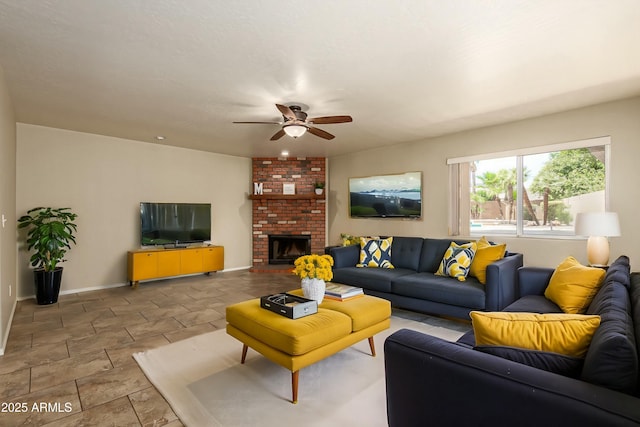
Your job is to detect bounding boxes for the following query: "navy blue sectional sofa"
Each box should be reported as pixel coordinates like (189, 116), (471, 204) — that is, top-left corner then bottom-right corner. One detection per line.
(327, 236), (523, 320)
(384, 256), (640, 426)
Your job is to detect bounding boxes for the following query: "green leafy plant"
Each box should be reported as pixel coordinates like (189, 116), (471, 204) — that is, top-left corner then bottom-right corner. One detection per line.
(18, 207), (78, 272)
(340, 233), (361, 246)
(314, 181), (325, 189)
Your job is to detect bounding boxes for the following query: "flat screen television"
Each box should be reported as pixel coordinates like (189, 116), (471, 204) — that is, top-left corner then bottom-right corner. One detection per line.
(349, 172), (422, 219)
(140, 202), (211, 247)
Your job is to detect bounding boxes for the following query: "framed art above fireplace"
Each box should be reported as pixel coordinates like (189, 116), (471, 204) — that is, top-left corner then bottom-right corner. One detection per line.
(349, 171), (422, 219)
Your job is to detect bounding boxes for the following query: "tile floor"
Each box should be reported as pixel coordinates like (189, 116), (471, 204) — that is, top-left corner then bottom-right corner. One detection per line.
(0, 270), (299, 426)
(1, 270), (471, 426)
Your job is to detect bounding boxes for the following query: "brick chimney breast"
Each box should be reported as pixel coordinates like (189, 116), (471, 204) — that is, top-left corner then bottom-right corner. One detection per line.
(251, 157), (326, 268)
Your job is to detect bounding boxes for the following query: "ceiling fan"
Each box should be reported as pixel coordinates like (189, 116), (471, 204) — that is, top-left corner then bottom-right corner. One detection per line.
(233, 104), (353, 141)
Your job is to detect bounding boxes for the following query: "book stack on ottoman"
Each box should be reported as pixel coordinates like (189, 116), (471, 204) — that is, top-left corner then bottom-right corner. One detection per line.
(324, 283), (364, 301)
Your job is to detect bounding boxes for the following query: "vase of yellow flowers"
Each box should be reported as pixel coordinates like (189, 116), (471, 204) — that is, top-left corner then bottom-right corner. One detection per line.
(293, 254), (334, 303)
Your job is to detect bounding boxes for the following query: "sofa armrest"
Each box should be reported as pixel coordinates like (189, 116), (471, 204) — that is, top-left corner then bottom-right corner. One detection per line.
(328, 244), (360, 268)
(384, 329), (640, 427)
(484, 252), (523, 311)
(518, 266), (555, 297)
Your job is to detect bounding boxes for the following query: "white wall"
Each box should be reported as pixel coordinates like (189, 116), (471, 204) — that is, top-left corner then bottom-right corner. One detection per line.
(16, 125), (252, 297)
(0, 65), (17, 354)
(329, 96), (640, 269)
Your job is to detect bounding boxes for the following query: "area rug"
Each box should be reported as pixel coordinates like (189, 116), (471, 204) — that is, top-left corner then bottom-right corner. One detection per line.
(133, 314), (468, 427)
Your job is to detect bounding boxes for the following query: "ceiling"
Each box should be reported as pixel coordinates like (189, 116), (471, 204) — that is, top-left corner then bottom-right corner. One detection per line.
(1, 1), (640, 159)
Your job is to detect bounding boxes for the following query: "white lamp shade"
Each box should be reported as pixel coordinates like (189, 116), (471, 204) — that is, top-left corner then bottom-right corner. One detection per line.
(574, 212), (620, 237)
(283, 124), (307, 138)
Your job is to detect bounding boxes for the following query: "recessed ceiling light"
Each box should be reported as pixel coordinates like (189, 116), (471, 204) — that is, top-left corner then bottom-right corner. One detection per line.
(155, 135), (165, 140)
(281, 150), (289, 156)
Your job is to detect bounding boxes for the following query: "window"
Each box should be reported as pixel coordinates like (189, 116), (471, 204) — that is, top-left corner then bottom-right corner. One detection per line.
(448, 137), (610, 238)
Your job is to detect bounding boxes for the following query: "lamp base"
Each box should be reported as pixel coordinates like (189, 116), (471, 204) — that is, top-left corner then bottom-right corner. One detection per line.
(586, 236), (610, 267)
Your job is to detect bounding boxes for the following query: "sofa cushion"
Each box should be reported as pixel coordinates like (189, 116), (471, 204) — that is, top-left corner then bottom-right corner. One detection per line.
(470, 311), (601, 358)
(392, 273), (486, 310)
(357, 236), (394, 268)
(329, 244), (360, 268)
(435, 241), (477, 281)
(390, 236), (424, 271)
(544, 256), (605, 314)
(457, 329), (476, 346)
(418, 238), (456, 273)
(604, 255), (631, 289)
(332, 267), (416, 293)
(503, 295), (563, 313)
(474, 346), (584, 378)
(582, 259), (637, 395)
(469, 237), (506, 285)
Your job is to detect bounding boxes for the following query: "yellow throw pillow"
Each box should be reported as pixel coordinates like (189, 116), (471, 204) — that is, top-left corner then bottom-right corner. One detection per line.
(475, 236), (491, 249)
(470, 311), (601, 358)
(469, 236), (506, 284)
(435, 241), (477, 281)
(544, 256), (605, 314)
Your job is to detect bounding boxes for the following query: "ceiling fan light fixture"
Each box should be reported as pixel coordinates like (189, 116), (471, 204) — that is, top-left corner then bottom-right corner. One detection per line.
(283, 124), (307, 138)
(234, 104), (351, 141)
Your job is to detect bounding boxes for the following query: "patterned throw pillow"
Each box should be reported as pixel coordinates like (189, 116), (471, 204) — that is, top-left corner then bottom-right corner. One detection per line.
(435, 241), (477, 281)
(357, 237), (394, 268)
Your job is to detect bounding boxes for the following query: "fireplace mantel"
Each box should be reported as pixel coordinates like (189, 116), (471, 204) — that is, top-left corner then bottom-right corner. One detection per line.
(249, 194), (324, 200)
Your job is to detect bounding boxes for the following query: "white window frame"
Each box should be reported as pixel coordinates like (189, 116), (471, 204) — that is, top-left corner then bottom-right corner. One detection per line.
(447, 136), (611, 238)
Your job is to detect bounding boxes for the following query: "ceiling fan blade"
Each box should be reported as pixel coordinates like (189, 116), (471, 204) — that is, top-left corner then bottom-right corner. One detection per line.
(232, 121), (282, 124)
(307, 126), (335, 140)
(276, 104), (297, 121)
(270, 129), (286, 141)
(308, 115), (353, 124)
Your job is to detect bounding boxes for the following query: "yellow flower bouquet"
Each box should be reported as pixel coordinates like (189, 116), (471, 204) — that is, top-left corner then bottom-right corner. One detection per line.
(293, 254), (334, 282)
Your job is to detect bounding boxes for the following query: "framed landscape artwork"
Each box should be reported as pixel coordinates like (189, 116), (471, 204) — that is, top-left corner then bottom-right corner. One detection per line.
(349, 171), (422, 219)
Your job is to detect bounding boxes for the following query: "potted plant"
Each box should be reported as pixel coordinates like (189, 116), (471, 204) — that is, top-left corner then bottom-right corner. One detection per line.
(18, 207), (78, 305)
(314, 181), (325, 195)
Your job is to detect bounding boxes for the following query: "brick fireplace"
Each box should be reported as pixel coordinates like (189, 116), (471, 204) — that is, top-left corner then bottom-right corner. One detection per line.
(251, 157), (326, 269)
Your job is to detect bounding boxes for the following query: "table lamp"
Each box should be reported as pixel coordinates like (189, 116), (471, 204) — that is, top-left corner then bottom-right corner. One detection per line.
(574, 212), (621, 267)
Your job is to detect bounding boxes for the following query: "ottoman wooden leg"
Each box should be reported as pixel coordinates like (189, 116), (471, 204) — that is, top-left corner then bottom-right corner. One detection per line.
(241, 344), (248, 364)
(291, 371), (299, 404)
(368, 337), (376, 357)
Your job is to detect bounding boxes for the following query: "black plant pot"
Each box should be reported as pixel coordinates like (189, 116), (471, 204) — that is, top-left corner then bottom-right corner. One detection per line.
(34, 267), (63, 305)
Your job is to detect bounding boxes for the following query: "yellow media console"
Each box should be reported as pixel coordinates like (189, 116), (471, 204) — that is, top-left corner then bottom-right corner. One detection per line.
(127, 245), (224, 287)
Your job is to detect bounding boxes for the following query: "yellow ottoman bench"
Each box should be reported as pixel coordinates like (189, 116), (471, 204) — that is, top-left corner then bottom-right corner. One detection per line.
(226, 292), (391, 403)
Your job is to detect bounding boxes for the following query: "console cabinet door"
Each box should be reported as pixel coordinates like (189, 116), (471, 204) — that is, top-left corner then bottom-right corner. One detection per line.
(129, 251), (158, 281)
(157, 251), (181, 277)
(181, 248), (204, 274)
(202, 246), (224, 272)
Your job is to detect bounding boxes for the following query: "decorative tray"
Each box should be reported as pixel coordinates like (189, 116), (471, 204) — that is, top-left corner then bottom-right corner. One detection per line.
(260, 293), (318, 319)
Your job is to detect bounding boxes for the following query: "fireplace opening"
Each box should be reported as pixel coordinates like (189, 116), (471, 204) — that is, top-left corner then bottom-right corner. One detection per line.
(269, 235), (311, 264)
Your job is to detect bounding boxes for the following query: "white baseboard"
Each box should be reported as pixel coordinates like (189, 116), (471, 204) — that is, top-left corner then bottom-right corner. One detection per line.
(18, 281), (129, 301)
(0, 299), (18, 356)
(223, 266), (251, 272)
(17, 267), (250, 300)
